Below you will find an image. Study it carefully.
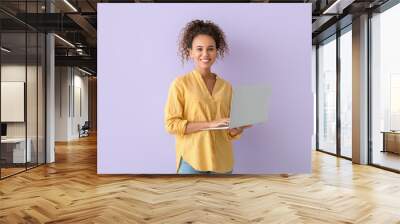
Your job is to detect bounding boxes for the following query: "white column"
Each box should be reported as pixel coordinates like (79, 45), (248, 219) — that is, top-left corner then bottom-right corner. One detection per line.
(46, 1), (55, 163)
(352, 14), (369, 164)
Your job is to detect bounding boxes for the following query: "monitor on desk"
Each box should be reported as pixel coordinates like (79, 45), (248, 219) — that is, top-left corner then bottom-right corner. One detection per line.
(1, 123), (7, 138)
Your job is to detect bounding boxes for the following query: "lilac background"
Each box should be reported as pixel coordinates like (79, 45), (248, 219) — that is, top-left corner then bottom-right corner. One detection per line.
(98, 3), (312, 174)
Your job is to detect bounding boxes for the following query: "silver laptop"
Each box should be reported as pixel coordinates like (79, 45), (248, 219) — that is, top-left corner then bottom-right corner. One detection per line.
(203, 85), (271, 130)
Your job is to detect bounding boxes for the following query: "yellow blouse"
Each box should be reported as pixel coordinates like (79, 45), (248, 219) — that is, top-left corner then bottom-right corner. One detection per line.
(164, 70), (240, 173)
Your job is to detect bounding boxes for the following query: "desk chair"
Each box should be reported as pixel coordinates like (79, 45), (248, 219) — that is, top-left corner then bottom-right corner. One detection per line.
(78, 121), (90, 138)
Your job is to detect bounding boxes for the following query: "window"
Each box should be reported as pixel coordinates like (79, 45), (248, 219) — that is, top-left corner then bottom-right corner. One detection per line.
(340, 27), (352, 158)
(371, 2), (400, 171)
(317, 36), (337, 154)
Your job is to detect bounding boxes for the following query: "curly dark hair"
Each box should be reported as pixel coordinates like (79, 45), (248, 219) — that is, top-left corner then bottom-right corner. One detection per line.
(178, 20), (228, 63)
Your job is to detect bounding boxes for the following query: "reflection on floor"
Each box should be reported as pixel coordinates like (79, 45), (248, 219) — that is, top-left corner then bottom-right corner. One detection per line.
(0, 167), (25, 178)
(373, 150), (400, 171)
(0, 163), (41, 178)
(341, 148), (352, 158)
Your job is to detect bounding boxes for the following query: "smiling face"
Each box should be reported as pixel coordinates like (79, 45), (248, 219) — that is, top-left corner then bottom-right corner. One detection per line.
(189, 34), (217, 72)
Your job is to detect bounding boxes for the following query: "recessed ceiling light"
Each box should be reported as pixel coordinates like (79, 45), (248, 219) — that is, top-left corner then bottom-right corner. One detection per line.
(63, 0), (78, 12)
(322, 0), (354, 15)
(1, 47), (11, 53)
(78, 67), (93, 76)
(54, 34), (75, 48)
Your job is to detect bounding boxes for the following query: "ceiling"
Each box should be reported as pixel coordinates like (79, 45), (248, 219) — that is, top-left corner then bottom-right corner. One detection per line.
(0, 0), (392, 75)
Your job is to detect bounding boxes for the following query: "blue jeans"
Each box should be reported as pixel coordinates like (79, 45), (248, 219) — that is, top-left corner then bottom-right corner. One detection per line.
(177, 157), (233, 174)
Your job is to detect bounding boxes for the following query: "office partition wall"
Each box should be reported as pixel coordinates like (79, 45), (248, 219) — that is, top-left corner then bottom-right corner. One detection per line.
(0, 32), (28, 177)
(0, 1), (47, 179)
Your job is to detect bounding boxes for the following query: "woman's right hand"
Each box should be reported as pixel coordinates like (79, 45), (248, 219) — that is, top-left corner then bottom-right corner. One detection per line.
(208, 118), (230, 128)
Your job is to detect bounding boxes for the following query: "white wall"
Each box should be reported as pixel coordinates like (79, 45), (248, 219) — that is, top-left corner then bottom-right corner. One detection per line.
(55, 67), (89, 141)
(55, 67), (70, 141)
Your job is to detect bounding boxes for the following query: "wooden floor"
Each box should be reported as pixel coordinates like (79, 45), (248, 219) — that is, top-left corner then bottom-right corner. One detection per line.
(1, 135), (400, 223)
(0, 167), (26, 178)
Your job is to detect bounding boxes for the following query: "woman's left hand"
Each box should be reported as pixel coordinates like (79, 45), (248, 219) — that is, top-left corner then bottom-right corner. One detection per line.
(229, 125), (252, 136)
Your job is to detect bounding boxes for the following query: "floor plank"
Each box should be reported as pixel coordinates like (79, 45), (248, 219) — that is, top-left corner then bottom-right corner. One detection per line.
(1, 134), (400, 223)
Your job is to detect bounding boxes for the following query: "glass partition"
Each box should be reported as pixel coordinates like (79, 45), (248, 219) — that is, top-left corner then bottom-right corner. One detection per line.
(317, 35), (337, 154)
(0, 1), (46, 179)
(38, 32), (45, 165)
(27, 31), (38, 169)
(0, 31), (28, 177)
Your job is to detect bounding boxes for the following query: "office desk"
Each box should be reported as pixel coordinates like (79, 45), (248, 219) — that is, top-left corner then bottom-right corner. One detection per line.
(382, 131), (400, 154)
(1, 138), (32, 164)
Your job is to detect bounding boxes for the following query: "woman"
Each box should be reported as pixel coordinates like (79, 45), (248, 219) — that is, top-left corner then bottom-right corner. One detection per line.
(164, 20), (250, 174)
